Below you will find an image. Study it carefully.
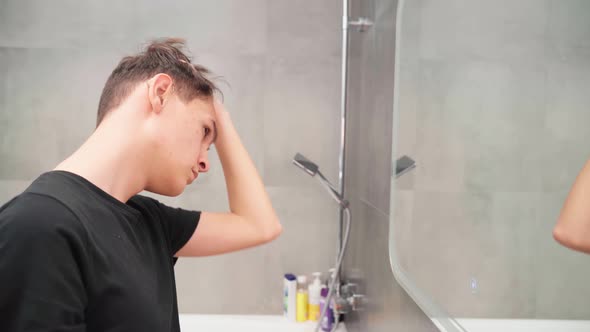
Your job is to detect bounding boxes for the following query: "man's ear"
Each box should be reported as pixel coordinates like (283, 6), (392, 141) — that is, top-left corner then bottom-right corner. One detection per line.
(147, 73), (173, 114)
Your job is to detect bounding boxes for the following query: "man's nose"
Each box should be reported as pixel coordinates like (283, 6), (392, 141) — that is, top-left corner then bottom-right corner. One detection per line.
(198, 151), (210, 172)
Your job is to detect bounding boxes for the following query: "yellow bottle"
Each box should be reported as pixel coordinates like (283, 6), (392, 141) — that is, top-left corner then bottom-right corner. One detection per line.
(308, 272), (322, 321)
(296, 275), (308, 322)
(308, 301), (320, 322)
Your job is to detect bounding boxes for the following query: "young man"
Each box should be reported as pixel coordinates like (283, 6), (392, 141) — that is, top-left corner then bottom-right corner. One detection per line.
(0, 38), (282, 331)
(554, 159), (590, 254)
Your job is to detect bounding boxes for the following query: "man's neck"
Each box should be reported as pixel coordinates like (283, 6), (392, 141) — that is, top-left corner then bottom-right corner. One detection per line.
(54, 124), (148, 203)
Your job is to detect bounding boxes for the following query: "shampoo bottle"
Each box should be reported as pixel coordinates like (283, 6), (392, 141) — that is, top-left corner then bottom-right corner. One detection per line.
(296, 275), (309, 322)
(283, 274), (297, 321)
(308, 272), (322, 321)
(319, 288), (334, 331)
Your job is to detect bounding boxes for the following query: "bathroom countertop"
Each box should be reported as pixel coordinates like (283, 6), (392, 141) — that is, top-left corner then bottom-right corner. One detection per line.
(178, 314), (347, 332)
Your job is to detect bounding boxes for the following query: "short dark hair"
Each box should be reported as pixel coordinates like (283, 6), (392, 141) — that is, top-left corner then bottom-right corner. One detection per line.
(96, 38), (218, 126)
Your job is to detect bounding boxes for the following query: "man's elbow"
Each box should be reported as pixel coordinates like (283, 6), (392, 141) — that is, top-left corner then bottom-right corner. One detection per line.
(553, 223), (570, 247)
(262, 220), (283, 243)
(553, 222), (590, 254)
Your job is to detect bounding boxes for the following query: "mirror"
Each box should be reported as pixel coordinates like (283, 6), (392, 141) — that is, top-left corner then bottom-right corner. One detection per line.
(389, 1), (590, 331)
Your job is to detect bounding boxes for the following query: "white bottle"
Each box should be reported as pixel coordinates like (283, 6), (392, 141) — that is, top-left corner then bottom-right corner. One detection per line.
(283, 274), (297, 322)
(308, 272), (323, 321)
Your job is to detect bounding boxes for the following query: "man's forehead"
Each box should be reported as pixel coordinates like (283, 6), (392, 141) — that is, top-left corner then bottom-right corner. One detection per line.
(190, 98), (216, 118)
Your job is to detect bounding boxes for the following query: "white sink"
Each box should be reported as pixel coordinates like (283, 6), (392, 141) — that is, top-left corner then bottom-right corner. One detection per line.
(179, 314), (347, 332)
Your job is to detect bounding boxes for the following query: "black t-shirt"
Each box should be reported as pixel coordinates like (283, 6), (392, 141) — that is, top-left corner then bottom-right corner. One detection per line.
(0, 170), (201, 332)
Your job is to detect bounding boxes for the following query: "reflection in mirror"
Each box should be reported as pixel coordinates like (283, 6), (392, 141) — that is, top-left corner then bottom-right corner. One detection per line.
(395, 155), (416, 179)
(389, 1), (590, 332)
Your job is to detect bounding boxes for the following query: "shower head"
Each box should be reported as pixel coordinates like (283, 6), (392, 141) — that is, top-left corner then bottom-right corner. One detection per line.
(292, 153), (319, 177)
(292, 153), (349, 208)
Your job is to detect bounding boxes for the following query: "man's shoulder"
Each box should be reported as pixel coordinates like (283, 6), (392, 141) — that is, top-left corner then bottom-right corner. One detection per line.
(0, 192), (82, 235)
(128, 194), (169, 215)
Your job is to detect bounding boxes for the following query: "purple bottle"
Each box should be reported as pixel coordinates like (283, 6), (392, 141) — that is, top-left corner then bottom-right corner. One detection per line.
(319, 288), (334, 331)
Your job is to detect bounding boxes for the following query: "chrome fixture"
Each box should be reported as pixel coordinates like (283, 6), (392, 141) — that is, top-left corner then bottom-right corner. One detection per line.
(347, 17), (374, 32)
(292, 153), (352, 332)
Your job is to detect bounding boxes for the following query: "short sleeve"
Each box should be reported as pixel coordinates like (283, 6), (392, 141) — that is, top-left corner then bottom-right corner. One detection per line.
(0, 194), (87, 331)
(133, 196), (201, 258)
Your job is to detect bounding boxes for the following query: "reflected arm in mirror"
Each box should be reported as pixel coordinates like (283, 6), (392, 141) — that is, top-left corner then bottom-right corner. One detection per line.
(554, 159), (590, 254)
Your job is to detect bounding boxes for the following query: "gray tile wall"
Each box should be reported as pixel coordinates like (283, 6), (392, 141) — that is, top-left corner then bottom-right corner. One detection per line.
(0, 0), (343, 314)
(342, 0), (438, 331)
(394, 0), (590, 320)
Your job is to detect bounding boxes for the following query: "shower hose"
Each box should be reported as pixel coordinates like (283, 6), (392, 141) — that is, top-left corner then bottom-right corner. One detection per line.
(315, 205), (351, 332)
